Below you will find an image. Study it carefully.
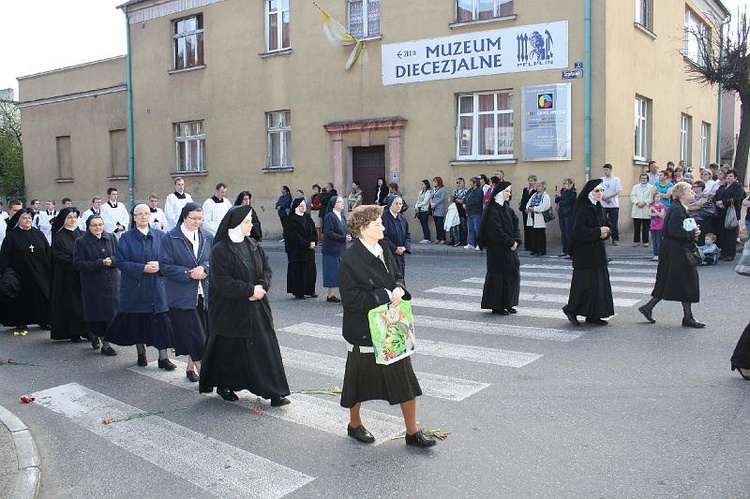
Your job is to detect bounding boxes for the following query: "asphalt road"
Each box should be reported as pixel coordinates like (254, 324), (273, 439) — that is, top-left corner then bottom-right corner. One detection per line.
(1, 250), (748, 498)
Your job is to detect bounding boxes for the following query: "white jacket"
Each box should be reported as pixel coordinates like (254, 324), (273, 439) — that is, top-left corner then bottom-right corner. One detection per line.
(629, 183), (655, 219)
(444, 203), (460, 230)
(525, 192), (551, 228)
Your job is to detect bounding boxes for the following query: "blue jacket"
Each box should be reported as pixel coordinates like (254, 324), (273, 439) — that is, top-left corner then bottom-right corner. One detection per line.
(322, 211), (348, 256)
(72, 231), (120, 322)
(161, 227), (212, 309)
(115, 227), (168, 314)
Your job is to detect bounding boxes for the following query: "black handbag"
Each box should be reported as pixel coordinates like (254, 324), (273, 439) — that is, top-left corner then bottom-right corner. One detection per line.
(542, 208), (555, 223)
(686, 244), (704, 267)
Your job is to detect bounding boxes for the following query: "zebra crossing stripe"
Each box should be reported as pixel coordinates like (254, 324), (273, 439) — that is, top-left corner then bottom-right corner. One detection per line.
(279, 323), (541, 368)
(280, 346), (490, 401)
(518, 272), (654, 284)
(32, 383), (314, 498)
(410, 314), (583, 342)
(424, 287), (641, 307)
(521, 263), (656, 274)
(461, 277), (652, 293)
(128, 361), (406, 445)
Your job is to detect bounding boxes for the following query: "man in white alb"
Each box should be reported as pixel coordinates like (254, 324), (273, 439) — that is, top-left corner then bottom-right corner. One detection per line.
(101, 188), (130, 239)
(37, 200), (58, 244)
(79, 196), (103, 230)
(164, 177), (193, 231)
(148, 193), (167, 231)
(201, 182), (231, 237)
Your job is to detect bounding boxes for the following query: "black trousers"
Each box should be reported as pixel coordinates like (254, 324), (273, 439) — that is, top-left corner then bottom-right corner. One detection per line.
(604, 207), (619, 241)
(633, 219), (649, 243)
(529, 227), (546, 255)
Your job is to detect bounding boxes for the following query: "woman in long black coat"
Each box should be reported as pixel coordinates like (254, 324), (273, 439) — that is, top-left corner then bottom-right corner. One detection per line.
(638, 181), (704, 328)
(73, 214), (120, 354)
(381, 195), (411, 278)
(562, 179), (614, 326)
(0, 209), (52, 334)
(233, 190), (263, 241)
(478, 181), (521, 315)
(50, 207), (87, 342)
(284, 198), (317, 299)
(199, 205), (290, 406)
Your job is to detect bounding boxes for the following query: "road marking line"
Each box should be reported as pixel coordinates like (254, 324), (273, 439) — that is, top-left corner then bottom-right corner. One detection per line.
(410, 314), (583, 342)
(424, 287), (641, 307)
(128, 361), (406, 445)
(520, 263), (656, 274)
(32, 383), (314, 498)
(461, 276), (653, 292)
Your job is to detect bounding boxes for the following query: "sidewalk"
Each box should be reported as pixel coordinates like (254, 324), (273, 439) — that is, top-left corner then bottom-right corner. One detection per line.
(0, 405), (40, 499)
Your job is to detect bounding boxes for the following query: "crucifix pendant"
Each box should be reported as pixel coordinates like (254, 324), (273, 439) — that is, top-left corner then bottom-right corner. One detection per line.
(28, 244), (34, 253)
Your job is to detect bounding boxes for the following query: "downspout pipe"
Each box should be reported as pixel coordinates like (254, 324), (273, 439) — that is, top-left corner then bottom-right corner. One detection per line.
(584, 0), (592, 181)
(124, 5), (136, 210)
(716, 13), (732, 164)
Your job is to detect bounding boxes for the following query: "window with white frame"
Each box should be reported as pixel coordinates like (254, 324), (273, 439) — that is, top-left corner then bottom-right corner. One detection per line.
(348, 0), (380, 38)
(680, 114), (692, 164)
(700, 122), (710, 168)
(635, 0), (652, 31)
(684, 8), (709, 65)
(457, 0), (514, 22)
(173, 15), (204, 70)
(634, 96), (650, 161)
(175, 121), (206, 172)
(457, 91), (514, 159)
(266, 0), (290, 52)
(267, 110), (291, 169)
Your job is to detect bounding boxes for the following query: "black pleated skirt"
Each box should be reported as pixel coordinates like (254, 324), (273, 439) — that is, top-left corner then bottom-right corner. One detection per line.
(168, 306), (207, 361)
(340, 346), (422, 408)
(104, 312), (173, 349)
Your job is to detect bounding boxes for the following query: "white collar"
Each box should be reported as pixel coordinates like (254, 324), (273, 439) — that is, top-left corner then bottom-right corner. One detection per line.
(360, 238), (383, 258)
(137, 226), (149, 236)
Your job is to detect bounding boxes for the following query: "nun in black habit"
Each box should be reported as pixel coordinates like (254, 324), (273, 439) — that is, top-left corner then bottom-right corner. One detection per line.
(562, 179), (614, 326)
(284, 198), (318, 299)
(233, 190), (263, 241)
(0, 209), (52, 334)
(50, 207), (88, 341)
(199, 205), (291, 406)
(477, 181), (521, 315)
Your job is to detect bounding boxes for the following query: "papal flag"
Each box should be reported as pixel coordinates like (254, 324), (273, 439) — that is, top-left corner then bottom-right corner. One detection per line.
(312, 0), (364, 71)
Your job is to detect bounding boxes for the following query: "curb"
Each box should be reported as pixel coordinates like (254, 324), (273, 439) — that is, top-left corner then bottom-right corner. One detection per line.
(0, 405), (40, 499)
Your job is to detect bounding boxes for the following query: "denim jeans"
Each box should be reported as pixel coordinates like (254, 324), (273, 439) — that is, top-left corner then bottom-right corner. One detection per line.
(468, 215), (481, 247)
(650, 230), (662, 256)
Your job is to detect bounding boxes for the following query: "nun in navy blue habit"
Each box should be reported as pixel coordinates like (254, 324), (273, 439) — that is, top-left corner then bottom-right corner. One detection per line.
(381, 195), (411, 278)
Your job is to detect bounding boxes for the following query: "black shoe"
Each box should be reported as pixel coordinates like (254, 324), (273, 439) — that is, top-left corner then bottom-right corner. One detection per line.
(638, 305), (655, 323)
(307, 293), (319, 298)
(91, 336), (101, 350)
(38, 323), (50, 330)
(186, 370), (199, 383)
(137, 354), (148, 367)
(70, 336), (84, 343)
(507, 307), (517, 314)
(495, 309), (510, 315)
(347, 424), (375, 444)
(405, 430), (437, 448)
(271, 396), (291, 407)
(100, 346), (118, 356)
(732, 363), (750, 380)
(217, 387), (239, 401)
(529, 252), (537, 256)
(158, 358), (177, 370)
(294, 295), (305, 299)
(585, 318), (609, 325)
(562, 307), (579, 326)
(326, 296), (341, 303)
(682, 318), (705, 329)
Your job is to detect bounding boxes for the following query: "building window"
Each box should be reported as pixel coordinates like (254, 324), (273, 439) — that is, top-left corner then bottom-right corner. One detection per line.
(174, 121), (206, 172)
(635, 0), (652, 31)
(684, 8), (709, 65)
(267, 110), (291, 169)
(173, 14), (204, 70)
(634, 96), (650, 161)
(266, 0), (290, 52)
(348, 0), (380, 38)
(109, 129), (128, 178)
(56, 136), (73, 179)
(457, 0), (514, 22)
(456, 91), (514, 160)
(680, 113), (692, 164)
(700, 122), (710, 168)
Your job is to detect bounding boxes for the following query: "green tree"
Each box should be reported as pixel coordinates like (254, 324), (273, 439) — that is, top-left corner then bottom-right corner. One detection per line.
(686, 9), (750, 180)
(0, 100), (24, 196)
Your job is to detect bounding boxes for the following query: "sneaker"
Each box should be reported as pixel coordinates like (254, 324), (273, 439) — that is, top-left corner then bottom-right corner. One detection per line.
(463, 244), (473, 249)
(612, 240), (619, 246)
(419, 239), (430, 244)
(651, 256), (659, 261)
(475, 246), (481, 251)
(643, 243), (649, 248)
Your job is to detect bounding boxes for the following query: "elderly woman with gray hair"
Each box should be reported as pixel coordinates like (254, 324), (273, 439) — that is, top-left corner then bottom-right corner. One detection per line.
(524, 180), (551, 256)
(638, 181), (704, 328)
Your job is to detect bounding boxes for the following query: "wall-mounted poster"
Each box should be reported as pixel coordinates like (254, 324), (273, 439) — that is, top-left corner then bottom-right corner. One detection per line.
(521, 83), (572, 161)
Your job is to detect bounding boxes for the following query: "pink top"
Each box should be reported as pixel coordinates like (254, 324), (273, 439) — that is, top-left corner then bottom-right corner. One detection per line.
(650, 203), (666, 230)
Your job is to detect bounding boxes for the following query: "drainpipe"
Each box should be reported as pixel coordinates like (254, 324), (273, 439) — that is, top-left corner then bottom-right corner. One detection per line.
(716, 14), (732, 164)
(124, 5), (135, 209)
(584, 0), (592, 181)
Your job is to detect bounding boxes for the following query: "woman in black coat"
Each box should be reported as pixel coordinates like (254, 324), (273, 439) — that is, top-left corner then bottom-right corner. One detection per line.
(284, 198), (318, 299)
(72, 214), (120, 355)
(555, 179), (577, 257)
(199, 205), (290, 406)
(50, 207), (87, 342)
(562, 179), (614, 326)
(275, 185), (292, 240)
(339, 205), (435, 447)
(233, 190), (263, 241)
(638, 181), (704, 328)
(478, 181), (521, 315)
(374, 177), (388, 206)
(713, 168), (744, 261)
(381, 195), (411, 278)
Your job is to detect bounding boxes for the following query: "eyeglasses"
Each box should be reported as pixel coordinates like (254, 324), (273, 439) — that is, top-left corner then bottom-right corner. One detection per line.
(592, 188), (604, 192)
(186, 216), (203, 221)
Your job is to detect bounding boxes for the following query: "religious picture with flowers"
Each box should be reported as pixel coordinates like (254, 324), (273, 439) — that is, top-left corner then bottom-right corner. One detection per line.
(367, 300), (416, 365)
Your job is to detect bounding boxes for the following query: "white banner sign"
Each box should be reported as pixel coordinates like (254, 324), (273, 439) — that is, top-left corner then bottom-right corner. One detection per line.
(381, 21), (568, 86)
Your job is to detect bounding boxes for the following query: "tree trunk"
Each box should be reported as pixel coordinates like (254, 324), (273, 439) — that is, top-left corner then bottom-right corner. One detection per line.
(735, 92), (750, 183)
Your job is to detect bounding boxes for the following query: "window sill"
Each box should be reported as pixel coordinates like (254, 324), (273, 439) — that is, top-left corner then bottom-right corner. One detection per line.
(170, 171), (208, 177)
(258, 48), (293, 59)
(632, 159), (649, 166)
(633, 23), (656, 39)
(107, 175), (129, 181)
(449, 15), (517, 29)
(262, 166), (295, 173)
(168, 64), (206, 75)
(55, 178), (74, 183)
(450, 158), (518, 166)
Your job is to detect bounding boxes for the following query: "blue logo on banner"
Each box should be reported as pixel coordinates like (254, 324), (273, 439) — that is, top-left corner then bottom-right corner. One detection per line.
(517, 30), (554, 66)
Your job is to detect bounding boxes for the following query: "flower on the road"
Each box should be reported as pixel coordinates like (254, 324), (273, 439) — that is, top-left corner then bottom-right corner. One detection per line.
(391, 428), (450, 442)
(293, 388), (342, 396)
(101, 406), (187, 425)
(20, 395), (35, 404)
(1, 358), (39, 366)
